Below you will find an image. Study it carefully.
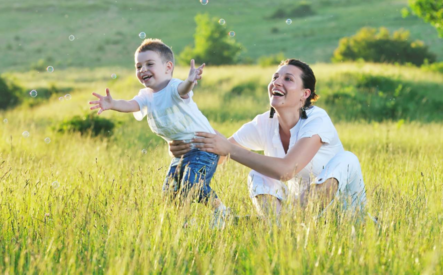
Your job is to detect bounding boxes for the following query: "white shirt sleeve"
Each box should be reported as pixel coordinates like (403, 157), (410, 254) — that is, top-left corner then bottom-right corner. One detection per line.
(169, 79), (193, 104)
(298, 114), (335, 144)
(132, 90), (149, 121)
(232, 115), (265, 151)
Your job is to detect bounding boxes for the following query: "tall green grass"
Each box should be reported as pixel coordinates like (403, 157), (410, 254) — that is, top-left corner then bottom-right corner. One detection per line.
(1, 64), (442, 273)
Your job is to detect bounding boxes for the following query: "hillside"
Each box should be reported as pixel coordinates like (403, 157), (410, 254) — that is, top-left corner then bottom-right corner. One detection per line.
(0, 0), (441, 72)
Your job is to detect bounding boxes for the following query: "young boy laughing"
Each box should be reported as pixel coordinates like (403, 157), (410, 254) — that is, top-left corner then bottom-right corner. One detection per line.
(89, 38), (228, 227)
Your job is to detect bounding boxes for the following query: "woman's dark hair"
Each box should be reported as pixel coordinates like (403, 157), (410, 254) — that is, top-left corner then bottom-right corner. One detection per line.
(269, 59), (319, 119)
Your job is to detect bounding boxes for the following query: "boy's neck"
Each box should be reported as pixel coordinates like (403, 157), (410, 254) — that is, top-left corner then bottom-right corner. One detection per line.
(150, 77), (172, 93)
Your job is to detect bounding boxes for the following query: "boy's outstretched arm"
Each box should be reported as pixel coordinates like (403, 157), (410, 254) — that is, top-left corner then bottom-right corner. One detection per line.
(89, 88), (139, 115)
(177, 59), (205, 98)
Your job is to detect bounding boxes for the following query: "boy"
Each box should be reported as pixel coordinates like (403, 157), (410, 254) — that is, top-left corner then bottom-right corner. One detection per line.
(89, 38), (228, 226)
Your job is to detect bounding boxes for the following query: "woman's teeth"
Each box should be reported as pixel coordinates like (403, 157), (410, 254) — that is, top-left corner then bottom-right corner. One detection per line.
(272, 90), (284, 96)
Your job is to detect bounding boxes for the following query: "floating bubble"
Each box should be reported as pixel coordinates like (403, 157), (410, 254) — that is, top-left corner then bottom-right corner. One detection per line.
(286, 19), (292, 25)
(111, 73), (117, 79)
(3, 119), (7, 123)
(139, 32), (146, 39)
(141, 149), (147, 154)
(59, 97), (64, 101)
(69, 35), (75, 41)
(228, 31), (235, 37)
(29, 90), (38, 97)
(44, 137), (51, 144)
(219, 19), (226, 25)
(200, 0), (208, 5)
(22, 131), (30, 138)
(46, 66), (54, 73)
(52, 181), (60, 189)
(64, 94), (71, 100)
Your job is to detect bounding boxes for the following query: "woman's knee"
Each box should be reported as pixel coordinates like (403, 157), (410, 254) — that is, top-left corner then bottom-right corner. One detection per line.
(252, 194), (282, 215)
(314, 178), (338, 196)
(310, 178), (338, 208)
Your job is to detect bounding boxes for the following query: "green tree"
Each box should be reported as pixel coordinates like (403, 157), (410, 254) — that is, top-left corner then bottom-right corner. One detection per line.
(409, 0), (443, 37)
(178, 14), (243, 66)
(332, 27), (436, 66)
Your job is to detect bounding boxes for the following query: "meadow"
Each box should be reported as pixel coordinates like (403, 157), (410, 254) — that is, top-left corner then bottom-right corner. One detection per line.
(1, 62), (443, 273)
(2, 0), (443, 273)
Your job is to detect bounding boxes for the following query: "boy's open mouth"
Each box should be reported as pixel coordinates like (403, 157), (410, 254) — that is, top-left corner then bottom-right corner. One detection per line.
(272, 90), (285, 97)
(142, 75), (153, 80)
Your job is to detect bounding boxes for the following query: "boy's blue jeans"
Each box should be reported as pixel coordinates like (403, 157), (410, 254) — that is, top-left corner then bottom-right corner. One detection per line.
(163, 149), (220, 203)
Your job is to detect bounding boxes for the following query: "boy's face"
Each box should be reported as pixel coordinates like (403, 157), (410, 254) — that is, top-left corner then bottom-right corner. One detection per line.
(135, 50), (173, 91)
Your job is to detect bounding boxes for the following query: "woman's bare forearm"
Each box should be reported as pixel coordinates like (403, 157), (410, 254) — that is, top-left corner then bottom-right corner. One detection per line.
(228, 136), (322, 181)
(193, 132), (321, 181)
(228, 145), (297, 181)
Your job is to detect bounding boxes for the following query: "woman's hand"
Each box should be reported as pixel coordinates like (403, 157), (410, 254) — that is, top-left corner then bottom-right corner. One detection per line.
(168, 140), (191, 158)
(193, 131), (232, 156)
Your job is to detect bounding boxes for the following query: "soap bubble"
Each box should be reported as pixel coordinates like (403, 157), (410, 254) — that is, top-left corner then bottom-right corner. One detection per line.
(200, 0), (208, 5)
(139, 32), (146, 39)
(141, 149), (147, 154)
(29, 90), (38, 97)
(22, 131), (30, 138)
(219, 19), (226, 25)
(46, 66), (54, 73)
(3, 119), (7, 123)
(59, 97), (64, 101)
(64, 94), (71, 100)
(52, 181), (60, 189)
(286, 19), (292, 25)
(111, 73), (117, 79)
(69, 35), (75, 41)
(44, 137), (51, 144)
(228, 31), (235, 37)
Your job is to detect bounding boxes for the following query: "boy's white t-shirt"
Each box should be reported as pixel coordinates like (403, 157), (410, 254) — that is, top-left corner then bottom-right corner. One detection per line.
(232, 106), (344, 186)
(132, 78), (215, 142)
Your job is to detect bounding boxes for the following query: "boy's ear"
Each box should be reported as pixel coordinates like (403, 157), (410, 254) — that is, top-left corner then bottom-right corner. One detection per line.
(166, 61), (174, 74)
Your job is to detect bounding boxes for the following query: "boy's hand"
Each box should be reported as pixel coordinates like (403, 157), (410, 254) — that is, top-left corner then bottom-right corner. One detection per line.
(89, 88), (114, 115)
(187, 59), (205, 86)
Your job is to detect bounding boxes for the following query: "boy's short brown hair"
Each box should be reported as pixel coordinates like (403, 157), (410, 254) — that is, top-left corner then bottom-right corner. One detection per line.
(135, 38), (174, 64)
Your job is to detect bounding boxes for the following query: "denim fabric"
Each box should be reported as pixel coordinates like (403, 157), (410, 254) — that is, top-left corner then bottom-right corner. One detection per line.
(163, 149), (219, 203)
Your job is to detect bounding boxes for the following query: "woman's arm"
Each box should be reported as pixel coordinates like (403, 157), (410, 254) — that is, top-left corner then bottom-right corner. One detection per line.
(194, 132), (322, 181)
(168, 136), (249, 166)
(218, 137), (247, 165)
(168, 140), (191, 157)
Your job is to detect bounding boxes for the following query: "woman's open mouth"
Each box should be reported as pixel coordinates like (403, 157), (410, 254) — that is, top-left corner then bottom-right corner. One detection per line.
(272, 90), (285, 97)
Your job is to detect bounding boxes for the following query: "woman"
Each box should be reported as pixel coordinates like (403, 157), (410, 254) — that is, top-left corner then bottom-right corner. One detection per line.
(170, 59), (366, 218)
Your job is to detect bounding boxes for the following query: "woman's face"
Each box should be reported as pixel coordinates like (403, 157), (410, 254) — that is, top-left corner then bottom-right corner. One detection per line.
(268, 64), (310, 113)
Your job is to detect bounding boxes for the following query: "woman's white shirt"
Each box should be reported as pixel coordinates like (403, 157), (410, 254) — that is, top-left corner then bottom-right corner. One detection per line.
(232, 106), (344, 196)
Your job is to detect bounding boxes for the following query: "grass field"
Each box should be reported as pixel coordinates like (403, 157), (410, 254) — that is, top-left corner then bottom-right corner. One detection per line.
(1, 62), (443, 273)
(1, 0), (443, 272)
(1, 0), (442, 72)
